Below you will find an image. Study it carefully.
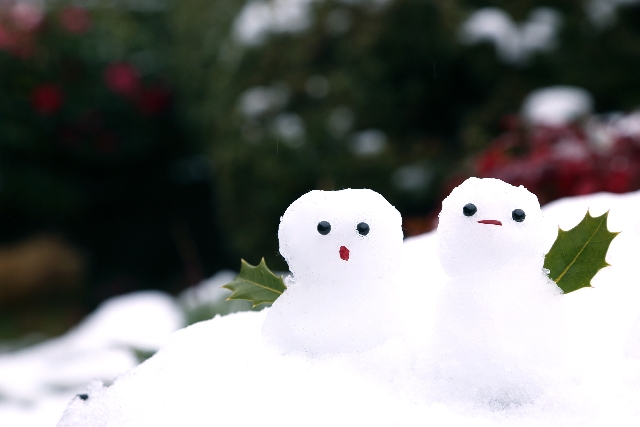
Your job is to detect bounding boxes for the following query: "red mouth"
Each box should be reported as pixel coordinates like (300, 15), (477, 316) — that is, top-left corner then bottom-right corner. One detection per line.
(477, 220), (502, 226)
(339, 246), (350, 261)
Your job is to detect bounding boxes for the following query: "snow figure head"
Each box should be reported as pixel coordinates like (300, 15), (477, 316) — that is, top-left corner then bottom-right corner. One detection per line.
(263, 188), (403, 355)
(437, 177), (545, 278)
(278, 188), (403, 286)
(430, 177), (565, 408)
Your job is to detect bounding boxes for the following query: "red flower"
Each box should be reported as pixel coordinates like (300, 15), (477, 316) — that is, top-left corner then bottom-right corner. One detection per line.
(31, 84), (64, 115)
(104, 63), (141, 97)
(59, 6), (91, 34)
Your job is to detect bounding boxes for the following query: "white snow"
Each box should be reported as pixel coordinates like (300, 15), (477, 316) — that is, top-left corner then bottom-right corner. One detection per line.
(459, 7), (562, 64)
(0, 291), (184, 427)
(626, 315), (640, 359)
(521, 86), (594, 126)
(55, 182), (640, 427)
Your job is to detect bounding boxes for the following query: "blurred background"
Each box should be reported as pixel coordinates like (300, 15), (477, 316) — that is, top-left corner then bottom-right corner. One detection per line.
(0, 0), (639, 373)
(1, 0), (640, 423)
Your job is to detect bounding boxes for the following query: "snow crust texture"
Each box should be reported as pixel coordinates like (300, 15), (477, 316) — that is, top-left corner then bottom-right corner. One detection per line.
(262, 188), (404, 355)
(57, 182), (640, 427)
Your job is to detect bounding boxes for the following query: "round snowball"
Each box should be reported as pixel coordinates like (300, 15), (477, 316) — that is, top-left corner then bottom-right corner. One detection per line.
(278, 189), (403, 286)
(437, 177), (545, 278)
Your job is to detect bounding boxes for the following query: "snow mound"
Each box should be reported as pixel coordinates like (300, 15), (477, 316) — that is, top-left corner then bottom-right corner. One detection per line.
(57, 187), (640, 426)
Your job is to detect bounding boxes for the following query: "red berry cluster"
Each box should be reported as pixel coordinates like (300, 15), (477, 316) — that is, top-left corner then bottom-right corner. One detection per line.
(104, 62), (172, 115)
(1, 3), (171, 118)
(475, 114), (640, 205)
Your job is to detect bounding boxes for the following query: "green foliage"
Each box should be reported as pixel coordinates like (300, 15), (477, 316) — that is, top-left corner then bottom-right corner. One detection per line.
(168, 0), (640, 269)
(0, 2), (182, 220)
(0, 1), (228, 299)
(223, 259), (287, 307)
(544, 211), (619, 294)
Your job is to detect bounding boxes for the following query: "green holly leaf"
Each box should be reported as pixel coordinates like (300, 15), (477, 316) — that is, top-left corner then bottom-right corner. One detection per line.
(544, 210), (619, 294)
(222, 258), (287, 307)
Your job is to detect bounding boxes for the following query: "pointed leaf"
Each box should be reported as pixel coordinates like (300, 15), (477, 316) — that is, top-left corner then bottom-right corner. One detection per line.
(222, 258), (287, 307)
(544, 210), (619, 294)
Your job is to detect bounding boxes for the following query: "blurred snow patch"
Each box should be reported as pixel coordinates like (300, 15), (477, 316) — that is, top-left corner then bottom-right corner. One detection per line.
(0, 291), (183, 426)
(460, 7), (562, 64)
(350, 129), (387, 156)
(327, 106), (355, 138)
(180, 270), (253, 321)
(273, 112), (306, 147)
(305, 75), (330, 98)
(587, 110), (640, 152)
(233, 0), (317, 45)
(392, 164), (432, 191)
(615, 110), (640, 136)
(586, 0), (640, 28)
(334, 0), (392, 10)
(522, 86), (593, 126)
(239, 85), (289, 117)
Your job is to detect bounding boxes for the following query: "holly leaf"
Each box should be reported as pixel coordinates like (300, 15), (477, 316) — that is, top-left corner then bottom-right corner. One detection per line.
(544, 210), (619, 294)
(222, 258), (287, 307)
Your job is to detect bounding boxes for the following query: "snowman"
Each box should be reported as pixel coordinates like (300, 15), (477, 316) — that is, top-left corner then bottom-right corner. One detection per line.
(429, 177), (566, 407)
(262, 189), (404, 355)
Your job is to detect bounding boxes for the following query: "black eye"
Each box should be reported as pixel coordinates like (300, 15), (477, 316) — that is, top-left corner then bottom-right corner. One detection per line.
(512, 209), (526, 222)
(356, 222), (370, 236)
(317, 221), (331, 235)
(463, 203), (477, 217)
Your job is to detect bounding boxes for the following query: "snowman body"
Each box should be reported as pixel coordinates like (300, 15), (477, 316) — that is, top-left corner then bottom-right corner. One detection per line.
(432, 177), (565, 406)
(262, 189), (403, 355)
